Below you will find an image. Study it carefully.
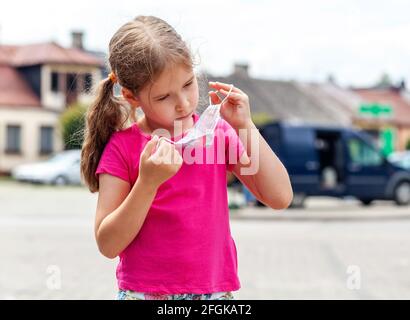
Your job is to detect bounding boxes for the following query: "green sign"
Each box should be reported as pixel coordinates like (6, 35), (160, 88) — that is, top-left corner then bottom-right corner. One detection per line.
(380, 128), (395, 156)
(359, 103), (393, 117)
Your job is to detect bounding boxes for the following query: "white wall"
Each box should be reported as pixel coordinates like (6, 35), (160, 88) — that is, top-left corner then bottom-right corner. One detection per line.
(0, 107), (64, 173)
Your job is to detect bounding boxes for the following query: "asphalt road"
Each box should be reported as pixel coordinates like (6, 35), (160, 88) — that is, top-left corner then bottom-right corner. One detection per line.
(1, 181), (409, 299)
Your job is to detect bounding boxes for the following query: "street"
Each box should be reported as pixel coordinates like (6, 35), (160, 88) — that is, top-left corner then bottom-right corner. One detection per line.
(1, 180), (409, 299)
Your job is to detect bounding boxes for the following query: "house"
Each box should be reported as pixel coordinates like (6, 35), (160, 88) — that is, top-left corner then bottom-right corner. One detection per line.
(0, 32), (104, 174)
(352, 83), (410, 152)
(204, 63), (353, 127)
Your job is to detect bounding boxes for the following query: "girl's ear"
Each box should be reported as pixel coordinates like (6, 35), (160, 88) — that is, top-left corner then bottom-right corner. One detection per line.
(121, 87), (140, 107)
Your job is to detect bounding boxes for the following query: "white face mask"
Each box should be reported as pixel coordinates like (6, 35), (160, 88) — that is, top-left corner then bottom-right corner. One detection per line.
(159, 84), (234, 147)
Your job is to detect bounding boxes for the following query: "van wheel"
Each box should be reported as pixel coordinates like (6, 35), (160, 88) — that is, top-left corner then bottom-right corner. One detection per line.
(289, 193), (306, 209)
(394, 181), (410, 206)
(359, 198), (373, 206)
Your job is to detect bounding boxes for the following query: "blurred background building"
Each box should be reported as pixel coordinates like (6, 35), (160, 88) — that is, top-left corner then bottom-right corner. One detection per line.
(1, 32), (410, 176)
(207, 63), (410, 155)
(0, 32), (104, 174)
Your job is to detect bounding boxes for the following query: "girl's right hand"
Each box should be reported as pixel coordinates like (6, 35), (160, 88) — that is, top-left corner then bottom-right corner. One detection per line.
(138, 135), (183, 190)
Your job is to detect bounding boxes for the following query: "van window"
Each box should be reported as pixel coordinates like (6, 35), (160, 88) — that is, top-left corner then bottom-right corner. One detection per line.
(283, 127), (317, 165)
(348, 138), (383, 166)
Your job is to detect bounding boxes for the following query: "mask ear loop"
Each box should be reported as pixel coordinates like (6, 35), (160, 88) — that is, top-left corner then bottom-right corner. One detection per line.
(209, 84), (234, 106)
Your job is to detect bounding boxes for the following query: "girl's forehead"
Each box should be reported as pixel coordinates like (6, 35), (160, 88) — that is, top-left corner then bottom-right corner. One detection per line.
(155, 64), (193, 86)
(147, 64), (194, 95)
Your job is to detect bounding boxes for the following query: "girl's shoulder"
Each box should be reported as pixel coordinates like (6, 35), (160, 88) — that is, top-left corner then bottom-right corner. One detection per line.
(110, 122), (146, 142)
(104, 123), (147, 159)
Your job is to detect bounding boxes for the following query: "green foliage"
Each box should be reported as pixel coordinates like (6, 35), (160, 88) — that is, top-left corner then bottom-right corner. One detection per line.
(59, 103), (87, 150)
(251, 112), (275, 127)
(406, 139), (410, 150)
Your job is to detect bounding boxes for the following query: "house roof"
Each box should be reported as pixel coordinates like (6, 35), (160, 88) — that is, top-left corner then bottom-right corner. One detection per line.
(353, 88), (410, 126)
(0, 42), (104, 67)
(0, 66), (41, 107)
(0, 41), (104, 107)
(205, 72), (352, 127)
(296, 83), (354, 127)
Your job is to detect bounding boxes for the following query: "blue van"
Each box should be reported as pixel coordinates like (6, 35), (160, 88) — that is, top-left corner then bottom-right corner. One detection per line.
(258, 121), (410, 207)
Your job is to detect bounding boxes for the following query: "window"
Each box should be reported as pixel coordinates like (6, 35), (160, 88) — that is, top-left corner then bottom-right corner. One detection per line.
(40, 126), (54, 154)
(348, 139), (383, 166)
(51, 72), (59, 92)
(67, 73), (78, 92)
(6, 125), (21, 154)
(84, 73), (93, 93)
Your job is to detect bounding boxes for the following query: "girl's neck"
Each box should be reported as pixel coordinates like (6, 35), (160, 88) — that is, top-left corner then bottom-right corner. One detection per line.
(137, 115), (194, 138)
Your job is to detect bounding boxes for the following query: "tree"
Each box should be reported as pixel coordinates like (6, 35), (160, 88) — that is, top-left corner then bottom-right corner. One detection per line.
(59, 103), (87, 150)
(251, 112), (275, 127)
(406, 139), (410, 150)
(375, 73), (392, 89)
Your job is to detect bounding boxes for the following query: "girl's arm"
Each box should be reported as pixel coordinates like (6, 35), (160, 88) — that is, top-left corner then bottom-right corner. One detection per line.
(208, 81), (293, 210)
(95, 174), (158, 259)
(232, 121), (293, 210)
(95, 136), (183, 259)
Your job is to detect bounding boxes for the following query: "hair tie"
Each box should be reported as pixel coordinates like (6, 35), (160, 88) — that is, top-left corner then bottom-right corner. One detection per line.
(108, 72), (117, 84)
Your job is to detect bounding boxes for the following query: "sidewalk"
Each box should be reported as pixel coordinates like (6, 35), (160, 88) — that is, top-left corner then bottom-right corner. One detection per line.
(229, 197), (410, 221)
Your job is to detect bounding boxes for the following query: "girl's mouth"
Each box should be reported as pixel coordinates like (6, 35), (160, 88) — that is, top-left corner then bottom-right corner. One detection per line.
(176, 112), (192, 120)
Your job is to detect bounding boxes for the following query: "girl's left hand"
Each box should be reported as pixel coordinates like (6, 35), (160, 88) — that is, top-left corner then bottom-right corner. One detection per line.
(209, 81), (253, 130)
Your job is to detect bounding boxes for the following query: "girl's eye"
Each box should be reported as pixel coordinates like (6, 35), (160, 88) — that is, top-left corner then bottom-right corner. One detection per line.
(157, 82), (193, 101)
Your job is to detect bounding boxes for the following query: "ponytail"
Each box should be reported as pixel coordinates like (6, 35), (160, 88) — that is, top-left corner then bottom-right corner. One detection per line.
(81, 76), (135, 193)
(82, 15), (196, 192)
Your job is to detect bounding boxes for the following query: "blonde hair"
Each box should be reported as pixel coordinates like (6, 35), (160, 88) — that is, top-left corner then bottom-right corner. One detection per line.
(81, 15), (198, 193)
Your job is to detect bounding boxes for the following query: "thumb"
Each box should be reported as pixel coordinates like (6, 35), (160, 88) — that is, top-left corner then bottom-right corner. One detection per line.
(141, 135), (159, 160)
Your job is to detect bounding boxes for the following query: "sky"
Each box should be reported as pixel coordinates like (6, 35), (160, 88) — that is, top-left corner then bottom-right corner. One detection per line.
(1, 0), (409, 88)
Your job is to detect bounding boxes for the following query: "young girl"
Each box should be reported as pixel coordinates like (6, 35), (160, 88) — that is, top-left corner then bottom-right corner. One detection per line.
(81, 15), (293, 300)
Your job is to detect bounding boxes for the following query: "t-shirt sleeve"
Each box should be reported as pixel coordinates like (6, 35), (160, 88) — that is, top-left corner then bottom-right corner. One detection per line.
(95, 133), (130, 183)
(223, 120), (246, 172)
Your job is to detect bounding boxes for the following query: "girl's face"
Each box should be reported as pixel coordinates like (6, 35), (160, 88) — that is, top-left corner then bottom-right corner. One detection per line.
(124, 63), (199, 134)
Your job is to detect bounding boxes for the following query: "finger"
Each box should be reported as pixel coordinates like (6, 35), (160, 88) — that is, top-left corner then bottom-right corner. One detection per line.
(208, 91), (221, 104)
(142, 135), (159, 159)
(161, 146), (178, 165)
(173, 149), (183, 165)
(151, 141), (165, 159)
(150, 154), (162, 165)
(156, 141), (171, 158)
(218, 89), (243, 101)
(152, 142), (173, 164)
(209, 81), (244, 94)
(156, 137), (174, 154)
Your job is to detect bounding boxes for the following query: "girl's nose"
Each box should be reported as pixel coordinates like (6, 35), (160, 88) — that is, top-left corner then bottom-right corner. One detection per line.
(176, 97), (190, 112)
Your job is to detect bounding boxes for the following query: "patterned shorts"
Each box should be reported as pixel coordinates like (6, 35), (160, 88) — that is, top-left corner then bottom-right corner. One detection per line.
(117, 289), (235, 300)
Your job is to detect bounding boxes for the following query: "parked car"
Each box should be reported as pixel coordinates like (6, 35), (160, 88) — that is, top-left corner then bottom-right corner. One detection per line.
(258, 121), (410, 207)
(388, 151), (410, 170)
(11, 149), (82, 186)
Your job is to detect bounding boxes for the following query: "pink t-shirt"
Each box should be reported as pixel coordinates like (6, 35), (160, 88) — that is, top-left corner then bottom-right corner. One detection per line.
(95, 113), (245, 294)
